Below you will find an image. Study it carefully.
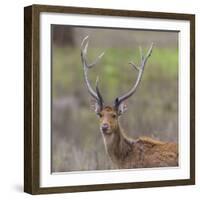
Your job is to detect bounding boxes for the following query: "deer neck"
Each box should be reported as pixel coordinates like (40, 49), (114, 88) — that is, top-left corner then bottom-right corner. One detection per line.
(102, 122), (134, 165)
(102, 124), (122, 152)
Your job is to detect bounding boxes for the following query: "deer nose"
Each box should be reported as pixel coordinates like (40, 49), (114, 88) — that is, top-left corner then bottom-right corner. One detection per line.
(102, 123), (109, 131)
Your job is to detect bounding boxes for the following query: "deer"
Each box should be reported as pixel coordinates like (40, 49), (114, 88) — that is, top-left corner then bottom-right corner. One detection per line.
(80, 36), (178, 169)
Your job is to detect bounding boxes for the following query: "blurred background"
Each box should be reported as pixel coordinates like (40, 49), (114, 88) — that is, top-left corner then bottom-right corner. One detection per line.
(51, 25), (178, 172)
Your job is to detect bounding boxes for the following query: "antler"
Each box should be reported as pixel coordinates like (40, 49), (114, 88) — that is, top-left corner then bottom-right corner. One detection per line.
(81, 36), (104, 110)
(114, 43), (154, 109)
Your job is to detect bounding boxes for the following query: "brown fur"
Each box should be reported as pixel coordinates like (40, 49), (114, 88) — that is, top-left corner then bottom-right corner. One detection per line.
(98, 107), (178, 169)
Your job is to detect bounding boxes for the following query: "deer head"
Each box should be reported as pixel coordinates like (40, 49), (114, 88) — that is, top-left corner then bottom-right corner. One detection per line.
(81, 36), (153, 135)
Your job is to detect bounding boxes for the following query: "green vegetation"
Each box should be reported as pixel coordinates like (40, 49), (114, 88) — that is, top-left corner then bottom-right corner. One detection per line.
(52, 47), (178, 98)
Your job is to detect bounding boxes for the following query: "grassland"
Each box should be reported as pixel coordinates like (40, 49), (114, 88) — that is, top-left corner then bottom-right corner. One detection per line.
(52, 46), (178, 172)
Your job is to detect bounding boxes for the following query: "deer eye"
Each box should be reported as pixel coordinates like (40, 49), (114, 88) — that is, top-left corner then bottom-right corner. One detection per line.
(97, 113), (103, 118)
(112, 114), (117, 118)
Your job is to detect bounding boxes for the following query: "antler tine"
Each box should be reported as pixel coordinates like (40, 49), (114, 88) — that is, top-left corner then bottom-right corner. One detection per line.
(129, 62), (140, 71)
(81, 36), (104, 107)
(115, 43), (154, 108)
(95, 76), (104, 109)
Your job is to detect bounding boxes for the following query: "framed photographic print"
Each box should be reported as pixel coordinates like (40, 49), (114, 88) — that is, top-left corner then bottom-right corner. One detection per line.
(24, 4), (195, 194)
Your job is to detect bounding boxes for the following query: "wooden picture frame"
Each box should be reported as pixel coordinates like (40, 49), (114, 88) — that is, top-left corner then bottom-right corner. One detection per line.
(24, 4), (195, 194)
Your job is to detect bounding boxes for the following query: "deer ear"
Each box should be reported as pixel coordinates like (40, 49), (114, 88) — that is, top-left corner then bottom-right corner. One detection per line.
(117, 102), (127, 115)
(90, 99), (101, 113)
